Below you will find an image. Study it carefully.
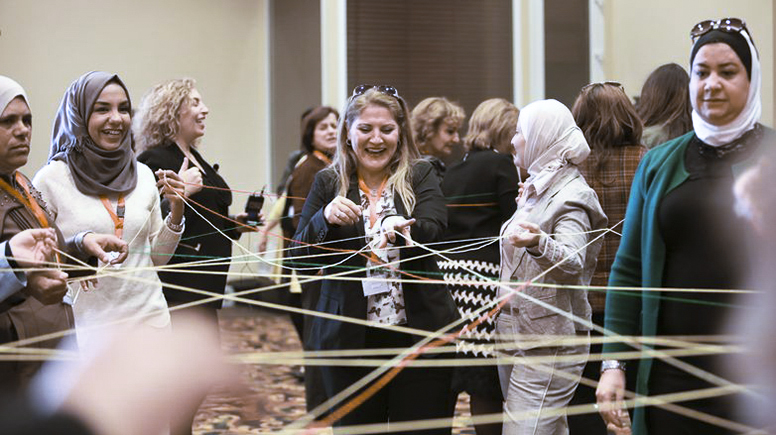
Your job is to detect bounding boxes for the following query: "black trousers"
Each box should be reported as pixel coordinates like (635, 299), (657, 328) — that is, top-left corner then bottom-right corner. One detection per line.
(322, 326), (456, 435)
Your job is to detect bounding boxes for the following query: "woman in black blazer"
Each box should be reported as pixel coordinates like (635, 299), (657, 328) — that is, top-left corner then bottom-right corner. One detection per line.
(134, 78), (253, 435)
(292, 85), (459, 433)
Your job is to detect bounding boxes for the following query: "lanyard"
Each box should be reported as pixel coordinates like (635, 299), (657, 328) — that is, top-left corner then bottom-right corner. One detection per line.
(312, 150), (332, 165)
(0, 173), (61, 263)
(358, 176), (388, 229)
(99, 194), (125, 239)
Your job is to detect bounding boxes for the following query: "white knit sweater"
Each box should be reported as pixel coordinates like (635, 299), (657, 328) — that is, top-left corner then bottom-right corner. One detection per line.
(33, 161), (182, 349)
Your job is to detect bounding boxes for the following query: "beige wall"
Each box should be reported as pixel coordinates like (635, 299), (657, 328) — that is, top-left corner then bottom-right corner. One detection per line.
(606, 0), (773, 126)
(0, 0), (270, 205)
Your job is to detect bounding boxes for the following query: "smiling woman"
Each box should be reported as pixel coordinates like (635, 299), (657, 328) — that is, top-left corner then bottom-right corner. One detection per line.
(135, 78), (255, 435)
(33, 71), (187, 352)
(87, 83), (131, 151)
(290, 86), (459, 433)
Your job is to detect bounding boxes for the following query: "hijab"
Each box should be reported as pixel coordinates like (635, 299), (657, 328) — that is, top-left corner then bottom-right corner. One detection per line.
(49, 71), (137, 196)
(518, 99), (590, 178)
(516, 99), (590, 208)
(690, 29), (761, 146)
(0, 75), (28, 116)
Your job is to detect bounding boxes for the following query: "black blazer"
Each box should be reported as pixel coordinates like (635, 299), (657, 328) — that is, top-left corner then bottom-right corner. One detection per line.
(137, 143), (239, 308)
(291, 160), (460, 351)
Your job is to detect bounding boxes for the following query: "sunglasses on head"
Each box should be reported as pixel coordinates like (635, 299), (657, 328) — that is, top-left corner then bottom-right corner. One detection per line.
(690, 18), (748, 42)
(351, 84), (401, 99)
(581, 81), (624, 92)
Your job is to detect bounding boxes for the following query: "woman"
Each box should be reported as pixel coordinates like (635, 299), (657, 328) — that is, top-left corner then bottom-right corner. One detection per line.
(440, 98), (518, 435)
(261, 105), (339, 411)
(597, 19), (772, 435)
(292, 85), (459, 433)
(33, 71), (186, 350)
(135, 78), (253, 325)
(569, 82), (646, 433)
(411, 97), (465, 179)
(635, 63), (693, 149)
(497, 99), (606, 435)
(134, 78), (254, 435)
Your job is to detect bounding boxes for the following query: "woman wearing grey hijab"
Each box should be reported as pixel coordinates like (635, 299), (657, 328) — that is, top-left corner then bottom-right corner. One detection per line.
(33, 71), (187, 350)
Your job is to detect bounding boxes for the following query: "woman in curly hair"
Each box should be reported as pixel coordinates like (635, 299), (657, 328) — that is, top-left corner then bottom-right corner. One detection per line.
(135, 77), (254, 435)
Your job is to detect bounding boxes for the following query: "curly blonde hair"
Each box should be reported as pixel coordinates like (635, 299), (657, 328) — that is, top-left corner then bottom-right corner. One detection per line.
(410, 97), (465, 155)
(464, 98), (519, 153)
(133, 78), (197, 153)
(333, 87), (419, 214)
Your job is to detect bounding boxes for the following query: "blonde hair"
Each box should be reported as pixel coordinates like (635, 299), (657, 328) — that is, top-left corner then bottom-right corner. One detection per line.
(411, 97), (465, 155)
(464, 98), (519, 153)
(333, 88), (419, 214)
(133, 78), (197, 153)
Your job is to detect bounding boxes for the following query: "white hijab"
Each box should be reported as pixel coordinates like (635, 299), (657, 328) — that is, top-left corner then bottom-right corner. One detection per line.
(516, 99), (590, 207)
(691, 29), (761, 146)
(518, 99), (590, 177)
(0, 75), (29, 115)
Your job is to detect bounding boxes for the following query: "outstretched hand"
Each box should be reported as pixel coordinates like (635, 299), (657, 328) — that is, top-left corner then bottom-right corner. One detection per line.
(8, 228), (58, 268)
(376, 216), (415, 249)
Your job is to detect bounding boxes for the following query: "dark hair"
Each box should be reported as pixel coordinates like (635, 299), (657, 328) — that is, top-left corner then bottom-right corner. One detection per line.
(572, 83), (643, 180)
(300, 106), (339, 153)
(635, 63), (692, 139)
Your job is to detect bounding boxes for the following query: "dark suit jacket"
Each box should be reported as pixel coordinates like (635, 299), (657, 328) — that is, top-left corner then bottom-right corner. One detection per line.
(138, 143), (239, 308)
(291, 160), (460, 351)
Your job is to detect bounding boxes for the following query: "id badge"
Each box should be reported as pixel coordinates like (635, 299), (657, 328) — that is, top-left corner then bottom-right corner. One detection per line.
(362, 238), (392, 296)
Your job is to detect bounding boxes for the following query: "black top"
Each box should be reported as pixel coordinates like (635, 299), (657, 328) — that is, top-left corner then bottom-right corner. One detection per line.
(290, 160), (460, 351)
(441, 148), (518, 264)
(654, 126), (763, 382)
(138, 142), (240, 308)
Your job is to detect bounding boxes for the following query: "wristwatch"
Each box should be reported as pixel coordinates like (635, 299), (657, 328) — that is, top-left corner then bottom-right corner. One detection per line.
(601, 359), (626, 374)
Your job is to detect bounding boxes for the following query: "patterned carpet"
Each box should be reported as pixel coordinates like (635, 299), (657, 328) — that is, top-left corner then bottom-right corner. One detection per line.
(193, 306), (477, 434)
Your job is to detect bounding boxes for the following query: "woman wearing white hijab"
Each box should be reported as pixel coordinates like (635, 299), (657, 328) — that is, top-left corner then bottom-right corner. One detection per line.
(497, 99), (607, 435)
(596, 19), (772, 435)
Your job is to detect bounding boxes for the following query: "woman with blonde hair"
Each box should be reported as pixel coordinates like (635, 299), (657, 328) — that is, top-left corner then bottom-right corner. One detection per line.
(292, 85), (459, 433)
(411, 96), (465, 178)
(440, 98), (519, 435)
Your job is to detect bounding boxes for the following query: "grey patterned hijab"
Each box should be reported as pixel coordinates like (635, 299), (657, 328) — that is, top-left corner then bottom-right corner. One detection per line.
(49, 71), (137, 196)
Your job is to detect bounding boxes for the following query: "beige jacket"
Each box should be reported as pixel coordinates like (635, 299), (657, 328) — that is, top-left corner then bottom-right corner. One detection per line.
(498, 165), (607, 347)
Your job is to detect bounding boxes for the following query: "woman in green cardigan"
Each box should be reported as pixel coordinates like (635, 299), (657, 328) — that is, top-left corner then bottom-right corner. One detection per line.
(596, 18), (771, 435)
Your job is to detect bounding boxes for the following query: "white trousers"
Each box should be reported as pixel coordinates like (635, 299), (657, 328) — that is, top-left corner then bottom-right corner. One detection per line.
(497, 312), (589, 435)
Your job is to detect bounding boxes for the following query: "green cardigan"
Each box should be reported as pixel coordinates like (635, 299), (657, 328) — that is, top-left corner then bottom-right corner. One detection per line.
(602, 128), (769, 435)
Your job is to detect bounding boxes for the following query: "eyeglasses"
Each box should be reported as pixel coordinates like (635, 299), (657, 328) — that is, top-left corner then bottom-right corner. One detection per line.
(351, 84), (401, 99)
(581, 81), (624, 92)
(690, 18), (748, 42)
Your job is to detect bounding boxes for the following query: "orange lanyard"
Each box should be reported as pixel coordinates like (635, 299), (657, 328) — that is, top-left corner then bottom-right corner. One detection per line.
(358, 176), (388, 229)
(313, 150), (332, 165)
(0, 173), (60, 262)
(99, 194), (125, 239)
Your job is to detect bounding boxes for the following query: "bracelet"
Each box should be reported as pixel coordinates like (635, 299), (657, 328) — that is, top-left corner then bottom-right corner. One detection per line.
(165, 213), (185, 232)
(601, 359), (626, 374)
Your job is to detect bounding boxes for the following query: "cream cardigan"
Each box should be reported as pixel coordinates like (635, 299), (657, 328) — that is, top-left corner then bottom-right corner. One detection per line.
(33, 161), (182, 349)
